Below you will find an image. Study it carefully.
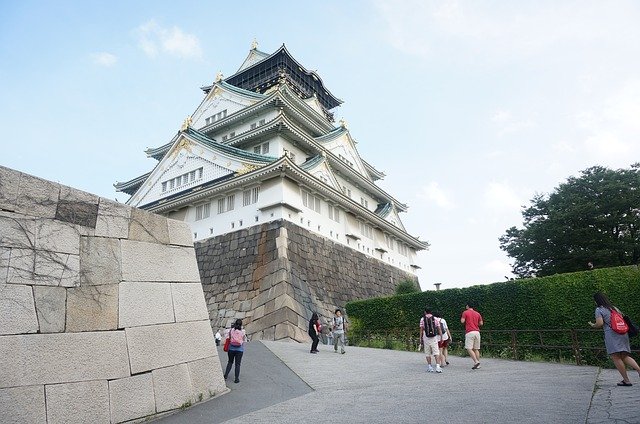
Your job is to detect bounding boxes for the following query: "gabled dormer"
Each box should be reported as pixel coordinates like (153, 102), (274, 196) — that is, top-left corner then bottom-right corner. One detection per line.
(191, 80), (265, 130)
(315, 125), (370, 181)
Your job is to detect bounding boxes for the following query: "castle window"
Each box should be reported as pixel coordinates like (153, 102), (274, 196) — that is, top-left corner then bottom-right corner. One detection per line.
(217, 194), (235, 214)
(253, 142), (269, 154)
(301, 189), (321, 213)
(195, 202), (211, 221)
(162, 182), (167, 192)
(250, 123), (257, 130)
(222, 135), (228, 141)
(243, 186), (260, 206)
(328, 205), (340, 223)
(259, 119), (265, 126)
(230, 132), (235, 137)
(359, 221), (373, 239)
(360, 197), (369, 209)
(253, 146), (260, 154)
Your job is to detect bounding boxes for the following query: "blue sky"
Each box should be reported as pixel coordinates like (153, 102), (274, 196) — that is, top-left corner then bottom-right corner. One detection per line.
(2, 1), (640, 289)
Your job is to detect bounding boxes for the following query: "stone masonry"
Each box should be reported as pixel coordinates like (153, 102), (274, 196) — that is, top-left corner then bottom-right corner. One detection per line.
(0, 165), (226, 424)
(196, 219), (418, 342)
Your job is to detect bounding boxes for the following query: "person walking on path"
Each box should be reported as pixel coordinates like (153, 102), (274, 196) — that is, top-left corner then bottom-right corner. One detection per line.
(420, 308), (443, 373)
(224, 319), (247, 383)
(308, 313), (320, 354)
(461, 302), (483, 370)
(333, 309), (347, 354)
(434, 311), (452, 366)
(588, 292), (640, 386)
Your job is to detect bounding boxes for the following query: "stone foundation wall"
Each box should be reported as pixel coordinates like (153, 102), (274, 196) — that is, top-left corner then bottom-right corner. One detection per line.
(0, 165), (226, 424)
(196, 219), (418, 342)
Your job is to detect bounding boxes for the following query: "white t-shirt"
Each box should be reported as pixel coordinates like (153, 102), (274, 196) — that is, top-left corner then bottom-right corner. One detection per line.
(437, 318), (449, 342)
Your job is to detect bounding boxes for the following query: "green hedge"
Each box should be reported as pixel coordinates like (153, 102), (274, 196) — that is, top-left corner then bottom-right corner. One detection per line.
(346, 265), (640, 335)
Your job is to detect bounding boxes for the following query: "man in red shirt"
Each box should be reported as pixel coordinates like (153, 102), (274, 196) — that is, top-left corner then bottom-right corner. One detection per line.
(461, 302), (483, 370)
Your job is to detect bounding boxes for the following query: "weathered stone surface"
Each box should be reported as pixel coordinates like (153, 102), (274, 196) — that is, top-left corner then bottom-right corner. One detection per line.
(60, 253), (80, 287)
(15, 173), (60, 219)
(108, 373), (155, 423)
(121, 240), (200, 282)
(46, 380), (110, 424)
(0, 246), (9, 283)
(55, 199), (99, 229)
(0, 166), (20, 212)
(0, 284), (38, 335)
(119, 282), (174, 328)
(129, 208), (170, 244)
(35, 219), (81, 254)
(95, 198), (131, 239)
(66, 284), (119, 332)
(33, 286), (66, 333)
(171, 283), (209, 322)
(188, 355), (227, 400)
(33, 251), (70, 286)
(0, 385), (46, 424)
(167, 219), (194, 247)
(0, 331), (130, 388)
(6, 248), (35, 285)
(152, 363), (194, 413)
(79, 236), (122, 285)
(0, 213), (36, 248)
(125, 320), (216, 374)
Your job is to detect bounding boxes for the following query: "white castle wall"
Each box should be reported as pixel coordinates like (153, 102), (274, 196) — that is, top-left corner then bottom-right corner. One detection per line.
(0, 165), (227, 424)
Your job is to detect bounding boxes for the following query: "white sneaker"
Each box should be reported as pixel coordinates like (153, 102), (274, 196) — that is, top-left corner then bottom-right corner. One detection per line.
(435, 365), (442, 373)
(427, 366), (434, 373)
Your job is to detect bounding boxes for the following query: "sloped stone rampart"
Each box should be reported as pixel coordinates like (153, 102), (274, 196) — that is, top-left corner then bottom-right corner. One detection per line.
(196, 219), (418, 342)
(0, 165), (226, 423)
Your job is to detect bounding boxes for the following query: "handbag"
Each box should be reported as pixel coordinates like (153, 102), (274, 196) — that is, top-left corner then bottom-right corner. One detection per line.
(223, 337), (230, 352)
(623, 315), (639, 337)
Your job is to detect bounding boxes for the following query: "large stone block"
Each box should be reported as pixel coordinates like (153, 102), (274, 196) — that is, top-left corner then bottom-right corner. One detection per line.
(6, 248), (34, 285)
(125, 320), (215, 374)
(129, 208), (170, 244)
(188, 355), (226, 400)
(56, 186), (99, 229)
(0, 385), (46, 424)
(33, 251), (73, 286)
(0, 247), (9, 283)
(79, 236), (122, 285)
(171, 283), (208, 322)
(0, 166), (20, 212)
(167, 219), (194, 247)
(33, 286), (66, 333)
(46, 380), (110, 424)
(35, 219), (81, 254)
(0, 284), (38, 335)
(0, 331), (130, 388)
(95, 198), (131, 239)
(119, 282), (174, 328)
(108, 373), (155, 423)
(15, 172), (60, 219)
(60, 253), (80, 287)
(66, 284), (119, 332)
(0, 213), (36, 249)
(152, 363), (194, 413)
(121, 240), (200, 283)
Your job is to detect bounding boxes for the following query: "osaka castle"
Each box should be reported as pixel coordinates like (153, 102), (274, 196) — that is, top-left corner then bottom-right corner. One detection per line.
(115, 42), (427, 281)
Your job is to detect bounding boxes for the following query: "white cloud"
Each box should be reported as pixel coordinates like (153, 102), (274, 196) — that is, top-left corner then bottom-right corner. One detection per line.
(91, 52), (117, 67)
(419, 181), (455, 209)
(490, 108), (535, 136)
(484, 181), (522, 213)
(136, 20), (202, 59)
(483, 259), (512, 277)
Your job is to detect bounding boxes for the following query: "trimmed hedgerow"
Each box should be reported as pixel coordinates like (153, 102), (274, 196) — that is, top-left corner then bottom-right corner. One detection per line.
(346, 266), (640, 337)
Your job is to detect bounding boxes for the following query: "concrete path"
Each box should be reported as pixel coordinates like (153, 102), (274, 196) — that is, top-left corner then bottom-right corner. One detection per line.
(156, 341), (640, 424)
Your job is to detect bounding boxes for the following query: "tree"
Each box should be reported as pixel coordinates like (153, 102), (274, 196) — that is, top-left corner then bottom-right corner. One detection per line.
(500, 164), (640, 278)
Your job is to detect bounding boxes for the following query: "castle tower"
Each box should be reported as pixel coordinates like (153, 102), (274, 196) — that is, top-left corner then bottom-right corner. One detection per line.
(116, 43), (428, 341)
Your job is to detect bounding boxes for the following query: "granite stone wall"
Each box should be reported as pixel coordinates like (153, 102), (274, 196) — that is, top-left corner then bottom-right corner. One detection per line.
(196, 219), (418, 342)
(0, 165), (226, 424)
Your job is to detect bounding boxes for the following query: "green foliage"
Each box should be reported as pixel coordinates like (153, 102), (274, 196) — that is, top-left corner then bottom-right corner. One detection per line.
(395, 280), (420, 295)
(346, 265), (640, 336)
(500, 164), (640, 278)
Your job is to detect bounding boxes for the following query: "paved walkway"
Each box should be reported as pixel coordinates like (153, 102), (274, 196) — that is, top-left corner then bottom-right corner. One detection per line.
(157, 341), (640, 424)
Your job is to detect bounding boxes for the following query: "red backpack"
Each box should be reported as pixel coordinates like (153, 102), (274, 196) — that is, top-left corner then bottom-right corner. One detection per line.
(610, 309), (629, 335)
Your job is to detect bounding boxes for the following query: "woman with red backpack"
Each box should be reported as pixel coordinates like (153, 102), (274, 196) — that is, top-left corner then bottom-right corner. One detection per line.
(223, 319), (247, 383)
(588, 292), (640, 386)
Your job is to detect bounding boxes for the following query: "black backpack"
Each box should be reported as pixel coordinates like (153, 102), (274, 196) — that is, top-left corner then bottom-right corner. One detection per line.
(423, 315), (437, 338)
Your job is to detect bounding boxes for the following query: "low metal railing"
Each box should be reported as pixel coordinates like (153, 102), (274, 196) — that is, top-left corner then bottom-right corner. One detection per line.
(349, 328), (640, 366)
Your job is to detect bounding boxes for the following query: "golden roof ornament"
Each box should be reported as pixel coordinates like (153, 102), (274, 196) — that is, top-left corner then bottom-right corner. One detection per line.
(215, 71), (223, 82)
(339, 118), (348, 129)
(251, 38), (258, 50)
(180, 116), (193, 131)
(236, 163), (259, 175)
